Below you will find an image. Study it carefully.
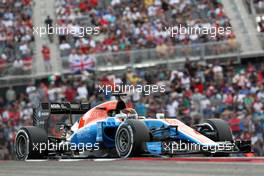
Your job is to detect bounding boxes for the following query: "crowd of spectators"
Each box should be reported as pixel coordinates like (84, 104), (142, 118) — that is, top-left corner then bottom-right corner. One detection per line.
(245, 0), (264, 14)
(252, 0), (264, 33)
(256, 15), (264, 33)
(55, 0), (237, 63)
(253, 0), (264, 14)
(1, 59), (264, 159)
(244, 0), (264, 33)
(0, 0), (34, 77)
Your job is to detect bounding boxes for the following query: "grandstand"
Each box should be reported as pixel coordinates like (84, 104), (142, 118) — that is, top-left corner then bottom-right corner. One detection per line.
(245, 0), (264, 48)
(0, 0), (34, 78)
(0, 0), (264, 159)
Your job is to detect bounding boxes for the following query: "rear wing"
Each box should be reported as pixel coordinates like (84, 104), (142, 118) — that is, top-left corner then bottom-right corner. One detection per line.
(33, 102), (90, 129)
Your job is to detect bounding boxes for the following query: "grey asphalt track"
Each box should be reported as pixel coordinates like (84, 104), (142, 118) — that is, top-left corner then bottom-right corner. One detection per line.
(0, 159), (264, 176)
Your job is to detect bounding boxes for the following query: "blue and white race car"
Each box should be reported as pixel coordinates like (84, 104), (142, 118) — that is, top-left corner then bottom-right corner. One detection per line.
(15, 95), (251, 160)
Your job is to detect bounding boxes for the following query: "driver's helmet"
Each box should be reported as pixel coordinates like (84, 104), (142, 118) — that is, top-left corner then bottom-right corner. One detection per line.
(120, 108), (138, 119)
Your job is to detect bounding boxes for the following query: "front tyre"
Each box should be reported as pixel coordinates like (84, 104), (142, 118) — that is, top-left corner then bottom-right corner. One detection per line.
(115, 120), (150, 158)
(15, 127), (48, 160)
(204, 119), (233, 142)
(202, 119), (233, 157)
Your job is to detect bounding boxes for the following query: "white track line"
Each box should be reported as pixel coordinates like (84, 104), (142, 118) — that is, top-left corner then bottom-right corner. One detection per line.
(26, 160), (48, 162)
(93, 159), (118, 162)
(58, 159), (85, 162)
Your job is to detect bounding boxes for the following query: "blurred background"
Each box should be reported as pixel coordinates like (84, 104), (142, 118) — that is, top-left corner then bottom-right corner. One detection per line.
(0, 0), (264, 159)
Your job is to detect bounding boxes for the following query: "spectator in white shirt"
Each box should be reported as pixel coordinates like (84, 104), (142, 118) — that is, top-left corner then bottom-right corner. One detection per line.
(77, 82), (88, 101)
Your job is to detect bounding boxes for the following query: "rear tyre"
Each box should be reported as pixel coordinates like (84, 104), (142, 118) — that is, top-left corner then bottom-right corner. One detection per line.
(15, 126), (48, 160)
(115, 120), (150, 158)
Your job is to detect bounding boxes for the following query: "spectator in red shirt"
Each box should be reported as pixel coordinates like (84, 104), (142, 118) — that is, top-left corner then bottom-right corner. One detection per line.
(90, 0), (98, 7)
(194, 79), (204, 94)
(0, 58), (6, 74)
(79, 2), (87, 12)
(65, 85), (76, 102)
(228, 113), (241, 138)
(22, 0), (31, 5)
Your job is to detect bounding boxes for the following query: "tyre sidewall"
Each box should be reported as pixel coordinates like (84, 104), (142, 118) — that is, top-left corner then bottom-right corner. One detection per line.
(15, 129), (30, 160)
(15, 127), (48, 160)
(115, 123), (134, 158)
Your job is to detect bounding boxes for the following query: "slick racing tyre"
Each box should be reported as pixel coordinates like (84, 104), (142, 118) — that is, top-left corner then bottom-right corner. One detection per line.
(205, 119), (233, 142)
(203, 119), (233, 157)
(115, 120), (150, 158)
(15, 126), (48, 160)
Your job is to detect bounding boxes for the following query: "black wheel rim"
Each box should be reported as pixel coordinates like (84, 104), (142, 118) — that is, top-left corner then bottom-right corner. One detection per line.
(117, 128), (130, 153)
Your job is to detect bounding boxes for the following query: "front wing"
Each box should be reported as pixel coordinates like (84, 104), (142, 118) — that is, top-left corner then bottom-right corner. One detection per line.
(145, 140), (251, 156)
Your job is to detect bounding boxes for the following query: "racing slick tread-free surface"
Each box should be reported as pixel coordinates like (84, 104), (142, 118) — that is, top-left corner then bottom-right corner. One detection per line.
(115, 120), (150, 158)
(205, 119), (233, 142)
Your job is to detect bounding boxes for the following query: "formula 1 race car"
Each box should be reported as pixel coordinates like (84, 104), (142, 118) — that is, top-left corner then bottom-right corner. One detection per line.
(15, 94), (251, 160)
